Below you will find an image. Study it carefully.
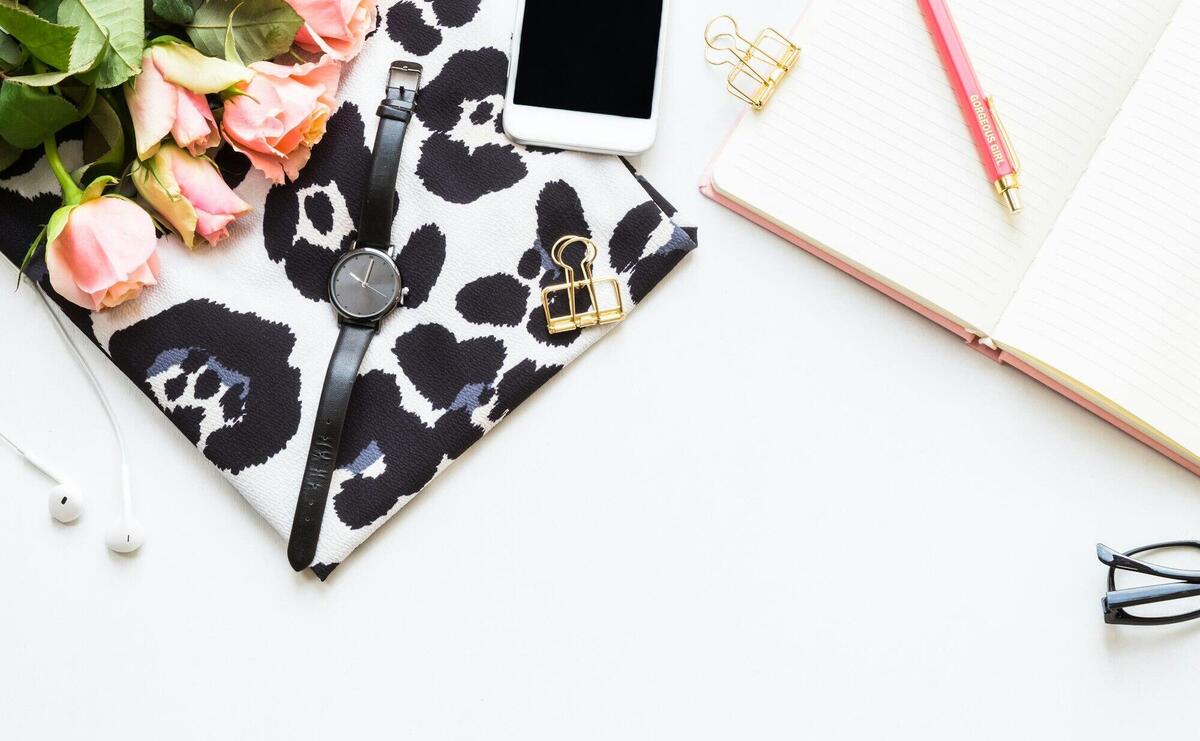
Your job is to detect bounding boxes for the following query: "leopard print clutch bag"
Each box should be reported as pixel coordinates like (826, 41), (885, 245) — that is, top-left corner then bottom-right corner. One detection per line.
(0, 0), (697, 578)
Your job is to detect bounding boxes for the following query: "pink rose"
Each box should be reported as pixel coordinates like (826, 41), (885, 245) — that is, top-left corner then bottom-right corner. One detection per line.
(45, 197), (161, 311)
(221, 56), (342, 184)
(287, 0), (376, 61)
(126, 40), (252, 161)
(133, 143), (251, 248)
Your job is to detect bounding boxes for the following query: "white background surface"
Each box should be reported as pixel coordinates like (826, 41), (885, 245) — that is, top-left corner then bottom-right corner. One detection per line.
(3, 2), (1199, 738)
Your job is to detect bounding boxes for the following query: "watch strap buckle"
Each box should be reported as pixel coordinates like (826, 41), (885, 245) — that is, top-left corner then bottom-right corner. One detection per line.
(379, 62), (421, 124)
(387, 61), (422, 96)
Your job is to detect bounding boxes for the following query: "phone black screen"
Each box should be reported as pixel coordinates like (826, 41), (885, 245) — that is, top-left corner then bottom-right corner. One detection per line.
(513, 0), (664, 119)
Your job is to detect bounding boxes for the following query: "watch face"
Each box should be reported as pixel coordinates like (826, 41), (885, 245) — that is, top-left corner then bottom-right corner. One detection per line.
(329, 249), (402, 320)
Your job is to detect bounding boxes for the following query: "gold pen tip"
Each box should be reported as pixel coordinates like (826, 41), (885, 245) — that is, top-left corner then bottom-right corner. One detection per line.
(1002, 187), (1023, 214)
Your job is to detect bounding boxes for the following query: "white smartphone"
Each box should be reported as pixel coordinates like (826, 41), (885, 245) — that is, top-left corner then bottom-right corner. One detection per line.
(504, 0), (669, 156)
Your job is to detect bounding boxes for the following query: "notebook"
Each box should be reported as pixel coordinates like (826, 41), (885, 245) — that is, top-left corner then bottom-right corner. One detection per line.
(702, 0), (1200, 475)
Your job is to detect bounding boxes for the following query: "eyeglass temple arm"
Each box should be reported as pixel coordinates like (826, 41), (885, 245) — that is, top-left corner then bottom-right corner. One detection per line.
(1097, 543), (1200, 584)
(1104, 581), (1200, 613)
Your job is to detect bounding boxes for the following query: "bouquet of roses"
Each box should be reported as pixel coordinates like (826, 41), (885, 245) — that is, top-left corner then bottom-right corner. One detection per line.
(0, 0), (374, 310)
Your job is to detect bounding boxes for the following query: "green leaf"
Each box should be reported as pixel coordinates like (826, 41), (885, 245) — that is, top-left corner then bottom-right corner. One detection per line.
(26, 0), (62, 22)
(18, 223), (49, 285)
(65, 80), (98, 117)
(223, 1), (243, 65)
(6, 69), (74, 85)
(0, 138), (20, 172)
(0, 29), (23, 69)
(0, 0), (77, 70)
(187, 0), (301, 64)
(44, 204), (75, 248)
(79, 173), (117, 201)
(90, 92), (123, 148)
(152, 0), (194, 24)
(0, 81), (79, 149)
(73, 92), (124, 181)
(6, 45), (102, 85)
(58, 0), (144, 88)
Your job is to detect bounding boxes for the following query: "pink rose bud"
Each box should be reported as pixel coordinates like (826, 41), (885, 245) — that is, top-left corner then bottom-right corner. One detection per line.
(125, 40), (253, 161)
(133, 143), (251, 248)
(287, 0), (377, 61)
(45, 197), (161, 311)
(221, 56), (342, 184)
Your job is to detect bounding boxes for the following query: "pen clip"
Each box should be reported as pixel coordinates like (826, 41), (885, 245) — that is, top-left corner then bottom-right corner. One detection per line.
(986, 95), (1021, 174)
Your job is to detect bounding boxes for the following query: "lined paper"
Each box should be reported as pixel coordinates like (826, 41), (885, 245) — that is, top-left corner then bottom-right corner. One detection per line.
(994, 1), (1200, 460)
(710, 0), (1178, 334)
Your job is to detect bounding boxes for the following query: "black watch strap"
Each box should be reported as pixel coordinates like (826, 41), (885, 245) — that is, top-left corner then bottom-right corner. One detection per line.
(357, 62), (421, 252)
(287, 62), (422, 572)
(288, 323), (374, 571)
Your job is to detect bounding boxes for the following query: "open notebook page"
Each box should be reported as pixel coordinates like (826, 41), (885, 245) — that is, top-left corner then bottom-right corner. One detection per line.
(993, 1), (1200, 463)
(709, 0), (1178, 335)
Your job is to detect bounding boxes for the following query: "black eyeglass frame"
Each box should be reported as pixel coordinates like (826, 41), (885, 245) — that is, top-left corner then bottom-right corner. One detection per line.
(1099, 541), (1200, 626)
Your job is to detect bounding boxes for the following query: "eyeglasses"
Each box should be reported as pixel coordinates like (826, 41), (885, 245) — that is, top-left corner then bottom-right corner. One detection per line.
(1098, 541), (1200, 626)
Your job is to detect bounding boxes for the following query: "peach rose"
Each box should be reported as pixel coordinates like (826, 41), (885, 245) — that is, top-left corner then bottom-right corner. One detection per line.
(287, 0), (376, 61)
(45, 196), (160, 311)
(125, 40), (252, 161)
(221, 56), (342, 184)
(133, 144), (251, 248)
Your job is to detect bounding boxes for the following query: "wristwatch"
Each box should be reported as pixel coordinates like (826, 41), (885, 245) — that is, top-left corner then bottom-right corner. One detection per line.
(287, 62), (422, 572)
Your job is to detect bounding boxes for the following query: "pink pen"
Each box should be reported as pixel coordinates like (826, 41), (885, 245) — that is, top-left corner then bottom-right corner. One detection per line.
(918, 0), (1023, 213)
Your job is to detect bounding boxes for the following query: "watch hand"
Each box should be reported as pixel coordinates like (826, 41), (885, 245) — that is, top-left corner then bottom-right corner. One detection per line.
(348, 272), (391, 300)
(362, 259), (375, 287)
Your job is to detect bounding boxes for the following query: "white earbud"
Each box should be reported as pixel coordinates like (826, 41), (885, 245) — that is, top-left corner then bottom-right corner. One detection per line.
(49, 483), (85, 523)
(106, 518), (146, 553)
(27, 451), (84, 524)
(105, 462), (144, 553)
(0, 431), (84, 523)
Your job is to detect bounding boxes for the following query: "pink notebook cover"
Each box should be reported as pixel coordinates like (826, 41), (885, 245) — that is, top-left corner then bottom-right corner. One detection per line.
(700, 157), (1200, 478)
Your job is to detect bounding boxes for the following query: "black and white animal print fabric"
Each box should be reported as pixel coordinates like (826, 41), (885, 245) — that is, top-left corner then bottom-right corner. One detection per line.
(0, 0), (696, 578)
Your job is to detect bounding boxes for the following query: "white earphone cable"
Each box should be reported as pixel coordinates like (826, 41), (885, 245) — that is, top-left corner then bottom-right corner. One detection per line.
(0, 427), (25, 457)
(29, 279), (133, 520)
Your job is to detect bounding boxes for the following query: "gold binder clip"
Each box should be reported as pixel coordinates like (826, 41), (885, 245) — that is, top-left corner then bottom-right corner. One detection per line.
(541, 236), (627, 335)
(704, 15), (801, 111)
